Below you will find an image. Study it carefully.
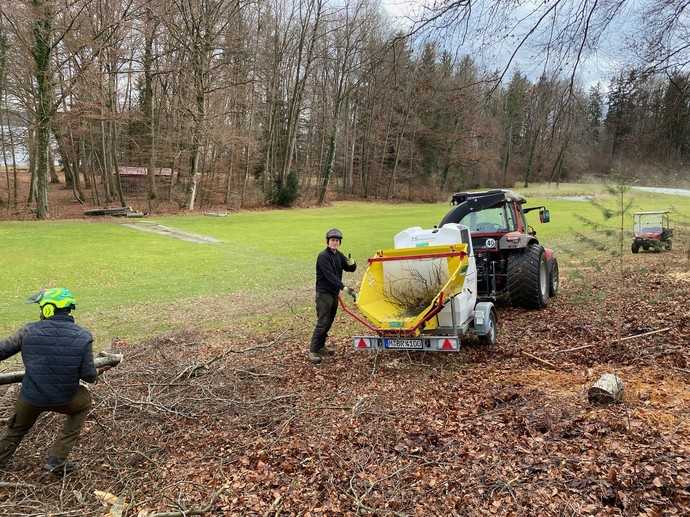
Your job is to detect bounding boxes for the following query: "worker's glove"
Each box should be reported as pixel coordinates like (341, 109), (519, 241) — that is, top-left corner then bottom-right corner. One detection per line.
(346, 253), (356, 267)
(344, 286), (357, 302)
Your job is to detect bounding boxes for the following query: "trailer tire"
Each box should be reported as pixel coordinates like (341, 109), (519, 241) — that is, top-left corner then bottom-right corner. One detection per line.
(549, 259), (559, 298)
(478, 309), (497, 346)
(507, 244), (549, 309)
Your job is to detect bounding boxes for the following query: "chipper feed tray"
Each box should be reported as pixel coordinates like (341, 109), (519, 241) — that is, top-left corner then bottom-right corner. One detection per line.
(341, 243), (469, 336)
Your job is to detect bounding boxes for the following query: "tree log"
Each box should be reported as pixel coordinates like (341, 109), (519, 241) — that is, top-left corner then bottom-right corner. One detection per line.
(588, 373), (624, 404)
(0, 352), (123, 385)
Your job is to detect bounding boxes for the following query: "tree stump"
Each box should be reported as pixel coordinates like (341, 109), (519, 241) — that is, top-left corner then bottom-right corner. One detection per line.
(588, 373), (624, 404)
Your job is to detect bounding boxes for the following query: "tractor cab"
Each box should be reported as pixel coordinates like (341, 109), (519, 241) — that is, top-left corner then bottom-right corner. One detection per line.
(631, 211), (672, 253)
(439, 189), (557, 309)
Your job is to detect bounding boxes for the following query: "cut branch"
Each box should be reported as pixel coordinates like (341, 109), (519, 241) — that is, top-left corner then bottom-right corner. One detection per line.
(0, 352), (123, 385)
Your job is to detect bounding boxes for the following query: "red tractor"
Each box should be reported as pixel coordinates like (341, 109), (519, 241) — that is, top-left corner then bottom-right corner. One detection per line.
(439, 189), (558, 309)
(631, 211), (673, 253)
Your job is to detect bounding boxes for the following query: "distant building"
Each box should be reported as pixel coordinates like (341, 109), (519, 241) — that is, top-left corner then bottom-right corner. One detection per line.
(118, 166), (176, 192)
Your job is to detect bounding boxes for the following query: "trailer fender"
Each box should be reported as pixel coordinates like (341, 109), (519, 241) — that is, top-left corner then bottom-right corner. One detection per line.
(473, 302), (496, 335)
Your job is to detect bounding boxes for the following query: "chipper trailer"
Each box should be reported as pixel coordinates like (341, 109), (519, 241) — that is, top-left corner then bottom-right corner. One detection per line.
(340, 223), (497, 352)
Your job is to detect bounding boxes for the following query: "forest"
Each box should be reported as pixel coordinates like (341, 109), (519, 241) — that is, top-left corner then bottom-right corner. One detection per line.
(1, 0), (690, 218)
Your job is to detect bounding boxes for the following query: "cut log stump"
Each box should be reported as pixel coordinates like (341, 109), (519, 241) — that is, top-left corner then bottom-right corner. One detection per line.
(588, 373), (624, 404)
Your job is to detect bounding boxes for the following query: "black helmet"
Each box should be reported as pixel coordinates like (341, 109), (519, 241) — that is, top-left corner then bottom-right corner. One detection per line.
(326, 228), (343, 241)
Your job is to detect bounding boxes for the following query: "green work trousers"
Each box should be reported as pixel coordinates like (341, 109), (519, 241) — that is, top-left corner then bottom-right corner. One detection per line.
(0, 386), (91, 465)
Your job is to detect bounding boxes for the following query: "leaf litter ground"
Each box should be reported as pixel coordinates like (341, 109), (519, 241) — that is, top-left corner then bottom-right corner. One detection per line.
(0, 250), (688, 516)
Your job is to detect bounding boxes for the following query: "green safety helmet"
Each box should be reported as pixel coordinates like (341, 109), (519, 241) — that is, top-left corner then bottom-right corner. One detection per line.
(27, 288), (76, 318)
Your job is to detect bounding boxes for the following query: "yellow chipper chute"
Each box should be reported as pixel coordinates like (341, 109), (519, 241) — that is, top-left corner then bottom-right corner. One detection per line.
(340, 243), (469, 337)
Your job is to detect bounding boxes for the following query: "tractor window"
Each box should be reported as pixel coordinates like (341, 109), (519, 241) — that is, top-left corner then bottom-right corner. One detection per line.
(460, 206), (516, 233)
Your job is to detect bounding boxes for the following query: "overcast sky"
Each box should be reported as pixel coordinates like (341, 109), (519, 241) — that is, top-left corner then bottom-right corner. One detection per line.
(379, 0), (643, 90)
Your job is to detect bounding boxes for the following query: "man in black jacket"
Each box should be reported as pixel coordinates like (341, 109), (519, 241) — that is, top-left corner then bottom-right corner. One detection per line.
(309, 228), (357, 364)
(0, 288), (97, 474)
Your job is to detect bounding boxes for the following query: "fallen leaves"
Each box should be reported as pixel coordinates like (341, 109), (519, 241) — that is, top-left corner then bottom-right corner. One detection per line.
(0, 250), (688, 514)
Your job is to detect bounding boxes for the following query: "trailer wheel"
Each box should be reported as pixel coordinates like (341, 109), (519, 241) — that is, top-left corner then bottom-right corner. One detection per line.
(507, 244), (549, 309)
(549, 259), (559, 298)
(478, 310), (497, 346)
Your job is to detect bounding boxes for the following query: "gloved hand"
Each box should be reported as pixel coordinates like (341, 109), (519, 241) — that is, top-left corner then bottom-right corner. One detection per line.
(343, 286), (357, 301)
(346, 253), (356, 267)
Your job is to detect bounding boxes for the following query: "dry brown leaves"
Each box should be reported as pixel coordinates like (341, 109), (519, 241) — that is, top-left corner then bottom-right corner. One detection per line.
(0, 251), (688, 516)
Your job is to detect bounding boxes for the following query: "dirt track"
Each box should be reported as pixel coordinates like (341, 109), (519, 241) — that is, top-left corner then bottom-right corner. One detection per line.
(0, 251), (688, 515)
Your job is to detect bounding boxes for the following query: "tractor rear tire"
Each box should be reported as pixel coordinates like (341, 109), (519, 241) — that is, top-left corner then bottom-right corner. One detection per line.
(549, 259), (559, 298)
(665, 240), (672, 251)
(631, 242), (640, 254)
(507, 244), (550, 309)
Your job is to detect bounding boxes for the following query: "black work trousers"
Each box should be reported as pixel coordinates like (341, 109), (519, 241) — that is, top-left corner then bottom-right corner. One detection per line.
(309, 291), (338, 353)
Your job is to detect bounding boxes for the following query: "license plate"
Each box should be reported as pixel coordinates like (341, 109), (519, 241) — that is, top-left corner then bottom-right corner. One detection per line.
(384, 338), (423, 350)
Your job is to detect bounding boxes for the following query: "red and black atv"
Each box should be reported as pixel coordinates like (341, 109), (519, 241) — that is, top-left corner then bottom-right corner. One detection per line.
(439, 189), (558, 309)
(631, 211), (673, 253)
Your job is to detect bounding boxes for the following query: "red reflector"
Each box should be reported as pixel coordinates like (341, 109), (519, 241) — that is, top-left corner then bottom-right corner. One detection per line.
(357, 338), (368, 349)
(441, 339), (455, 350)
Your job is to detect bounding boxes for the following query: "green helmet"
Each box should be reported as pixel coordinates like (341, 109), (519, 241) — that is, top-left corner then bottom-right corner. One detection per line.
(27, 288), (76, 312)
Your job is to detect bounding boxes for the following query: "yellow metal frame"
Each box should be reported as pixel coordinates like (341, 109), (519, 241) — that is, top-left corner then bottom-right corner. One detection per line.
(355, 244), (469, 336)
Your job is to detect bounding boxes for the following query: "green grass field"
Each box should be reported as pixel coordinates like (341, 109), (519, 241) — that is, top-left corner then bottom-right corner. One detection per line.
(1, 183), (689, 348)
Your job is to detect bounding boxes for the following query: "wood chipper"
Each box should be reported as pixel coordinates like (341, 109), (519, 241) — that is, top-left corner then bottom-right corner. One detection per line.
(631, 211), (673, 253)
(340, 224), (496, 352)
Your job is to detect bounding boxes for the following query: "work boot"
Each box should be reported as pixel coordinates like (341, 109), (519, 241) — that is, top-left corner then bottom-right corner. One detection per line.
(45, 456), (77, 475)
(319, 348), (335, 357)
(308, 352), (322, 364)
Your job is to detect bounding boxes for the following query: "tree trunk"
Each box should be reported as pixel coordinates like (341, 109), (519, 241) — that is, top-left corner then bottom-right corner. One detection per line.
(502, 123), (512, 186)
(224, 148), (234, 206)
(99, 119), (112, 203)
(35, 122), (50, 217)
(523, 128), (540, 188)
(48, 147), (59, 183)
(318, 128), (338, 204)
(0, 110), (10, 207)
(110, 121), (126, 207)
(7, 114), (18, 207)
(0, 352), (123, 385)
(143, 9), (159, 208)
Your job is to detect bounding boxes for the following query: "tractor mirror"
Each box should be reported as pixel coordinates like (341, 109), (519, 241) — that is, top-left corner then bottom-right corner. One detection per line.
(539, 209), (551, 223)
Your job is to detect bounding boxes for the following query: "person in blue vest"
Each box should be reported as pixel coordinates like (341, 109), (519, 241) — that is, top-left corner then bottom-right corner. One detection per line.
(0, 288), (97, 475)
(309, 229), (357, 364)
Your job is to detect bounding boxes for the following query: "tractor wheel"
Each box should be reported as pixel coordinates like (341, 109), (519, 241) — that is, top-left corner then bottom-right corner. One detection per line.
(507, 244), (549, 309)
(631, 242), (640, 254)
(478, 309), (497, 346)
(665, 240), (672, 251)
(549, 259), (559, 298)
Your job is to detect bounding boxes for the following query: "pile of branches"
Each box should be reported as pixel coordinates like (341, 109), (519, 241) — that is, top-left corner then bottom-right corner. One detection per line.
(0, 330), (294, 516)
(383, 261), (447, 317)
